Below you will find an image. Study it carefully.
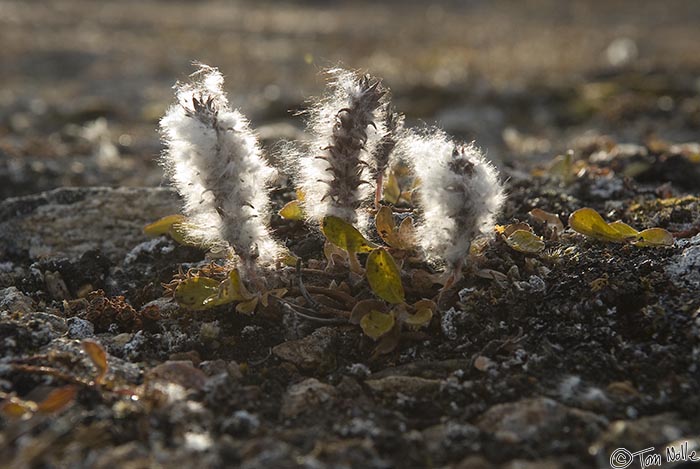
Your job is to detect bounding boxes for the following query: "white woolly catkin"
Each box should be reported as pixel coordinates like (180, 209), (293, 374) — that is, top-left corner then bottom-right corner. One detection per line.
(159, 65), (281, 269)
(402, 130), (505, 269)
(296, 69), (386, 231)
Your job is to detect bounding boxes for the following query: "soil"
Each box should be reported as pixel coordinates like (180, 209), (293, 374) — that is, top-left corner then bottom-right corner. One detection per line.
(1, 1), (700, 468)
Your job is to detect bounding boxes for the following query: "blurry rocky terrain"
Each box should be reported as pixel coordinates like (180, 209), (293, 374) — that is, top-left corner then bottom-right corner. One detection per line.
(1, 1), (699, 468)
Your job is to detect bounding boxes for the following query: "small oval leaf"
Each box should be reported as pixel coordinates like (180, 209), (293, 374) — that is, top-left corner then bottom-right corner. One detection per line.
(279, 200), (304, 221)
(220, 269), (254, 302)
(529, 208), (564, 233)
(608, 220), (639, 237)
(366, 248), (405, 304)
(360, 310), (396, 340)
(505, 230), (545, 253)
(375, 206), (414, 250)
(350, 299), (387, 324)
(375, 206), (397, 246)
(144, 215), (186, 236)
(383, 170), (401, 204)
(82, 340), (108, 384)
(322, 216), (376, 254)
(404, 299), (435, 328)
(636, 228), (674, 247)
(502, 222), (533, 238)
(174, 276), (221, 310)
(37, 386), (78, 414)
(568, 208), (634, 242)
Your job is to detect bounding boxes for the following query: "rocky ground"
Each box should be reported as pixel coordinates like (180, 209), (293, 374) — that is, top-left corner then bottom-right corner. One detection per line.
(1, 1), (700, 468)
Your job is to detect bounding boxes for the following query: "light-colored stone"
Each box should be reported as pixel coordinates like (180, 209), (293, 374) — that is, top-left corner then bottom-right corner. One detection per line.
(666, 234), (700, 289)
(280, 378), (338, 419)
(476, 397), (605, 444)
(365, 375), (441, 397)
(273, 327), (337, 373)
(0, 286), (35, 313)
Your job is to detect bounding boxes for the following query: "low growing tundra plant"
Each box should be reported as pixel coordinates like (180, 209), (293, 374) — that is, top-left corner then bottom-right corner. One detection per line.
(151, 63), (506, 348)
(159, 65), (282, 280)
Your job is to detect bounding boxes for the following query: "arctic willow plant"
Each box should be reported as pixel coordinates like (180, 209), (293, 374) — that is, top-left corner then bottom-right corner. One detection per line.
(153, 65), (505, 332)
(402, 130), (505, 283)
(296, 69), (388, 231)
(159, 65), (282, 277)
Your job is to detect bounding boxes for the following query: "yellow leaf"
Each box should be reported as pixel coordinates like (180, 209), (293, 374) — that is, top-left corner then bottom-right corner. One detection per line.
(168, 223), (198, 246)
(375, 205), (396, 243)
(82, 340), (108, 384)
(144, 214), (203, 247)
(278, 200), (304, 220)
(321, 216), (377, 254)
(174, 276), (222, 310)
(505, 230), (545, 253)
(568, 208), (635, 242)
(608, 220), (639, 237)
(636, 228), (674, 247)
(568, 208), (672, 248)
(404, 299), (435, 328)
(360, 310), (395, 340)
(366, 248), (405, 304)
(218, 269), (255, 302)
(350, 299), (387, 324)
(144, 215), (185, 236)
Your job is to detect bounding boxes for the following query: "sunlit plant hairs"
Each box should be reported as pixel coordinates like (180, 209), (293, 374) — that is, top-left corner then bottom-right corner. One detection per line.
(159, 64), (505, 288)
(401, 129), (505, 279)
(159, 64), (283, 277)
(293, 69), (390, 231)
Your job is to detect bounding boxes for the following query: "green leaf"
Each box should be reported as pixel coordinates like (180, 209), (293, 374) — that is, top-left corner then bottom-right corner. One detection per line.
(505, 229), (545, 253)
(360, 310), (395, 340)
(366, 248), (405, 304)
(322, 216), (377, 254)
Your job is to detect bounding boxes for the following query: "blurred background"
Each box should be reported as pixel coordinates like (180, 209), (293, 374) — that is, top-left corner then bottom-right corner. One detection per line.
(1, 0), (699, 199)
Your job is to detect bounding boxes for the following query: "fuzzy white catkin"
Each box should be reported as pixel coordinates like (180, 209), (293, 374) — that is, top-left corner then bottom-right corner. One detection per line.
(296, 69), (386, 231)
(403, 130), (505, 269)
(159, 65), (281, 269)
